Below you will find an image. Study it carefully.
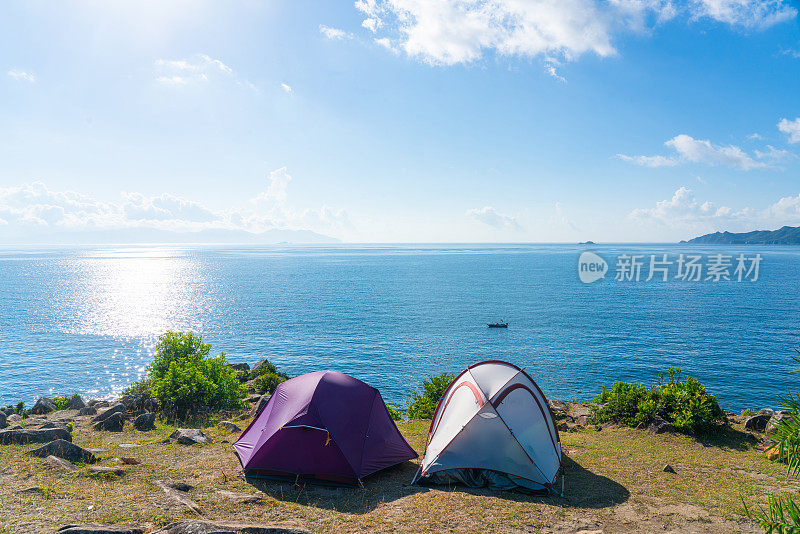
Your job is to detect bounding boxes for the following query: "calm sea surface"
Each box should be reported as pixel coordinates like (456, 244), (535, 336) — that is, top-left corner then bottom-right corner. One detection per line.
(1, 244), (799, 412)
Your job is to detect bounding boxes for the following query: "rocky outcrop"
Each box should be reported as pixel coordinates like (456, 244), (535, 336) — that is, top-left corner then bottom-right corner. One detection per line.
(766, 411), (793, 434)
(0, 427), (72, 444)
(78, 406), (97, 416)
(168, 428), (212, 445)
(57, 524), (144, 534)
(46, 455), (78, 471)
(94, 412), (124, 432)
(29, 397), (57, 415)
(92, 404), (125, 424)
(87, 400), (110, 409)
(26, 439), (97, 463)
(6, 413), (21, 424)
(549, 400), (594, 431)
(745, 409), (774, 431)
(40, 421), (70, 430)
(151, 521), (311, 534)
(133, 413), (156, 431)
(251, 396), (269, 418)
(68, 395), (87, 410)
(0, 411), (6, 429)
(227, 363), (250, 372)
(647, 417), (673, 434)
(218, 421), (242, 433)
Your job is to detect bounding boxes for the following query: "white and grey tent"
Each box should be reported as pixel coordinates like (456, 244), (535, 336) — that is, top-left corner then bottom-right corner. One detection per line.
(412, 360), (562, 494)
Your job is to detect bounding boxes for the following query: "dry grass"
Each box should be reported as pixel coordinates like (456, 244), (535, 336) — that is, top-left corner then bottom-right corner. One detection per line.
(0, 410), (792, 533)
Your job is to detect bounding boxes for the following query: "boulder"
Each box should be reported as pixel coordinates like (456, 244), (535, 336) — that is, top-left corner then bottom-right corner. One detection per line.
(93, 412), (124, 432)
(549, 400), (568, 415)
(87, 400), (110, 409)
(0, 410), (6, 429)
(251, 396), (269, 418)
(227, 363), (250, 372)
(0, 427), (72, 444)
(218, 421), (242, 433)
(245, 380), (257, 394)
(78, 406), (98, 416)
(133, 412), (156, 431)
(245, 394), (262, 404)
(68, 395), (87, 410)
(745, 412), (773, 432)
(40, 421), (70, 430)
(766, 411), (794, 434)
(164, 480), (194, 492)
(151, 521), (311, 534)
(46, 455), (78, 471)
(250, 359), (269, 375)
(121, 457), (141, 465)
(57, 525), (144, 534)
(92, 404), (125, 424)
(7, 413), (21, 424)
(29, 397), (57, 415)
(647, 417), (673, 434)
(26, 439), (97, 463)
(169, 428), (212, 445)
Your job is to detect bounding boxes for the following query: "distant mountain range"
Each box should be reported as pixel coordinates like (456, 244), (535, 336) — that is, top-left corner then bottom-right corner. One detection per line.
(682, 225), (800, 245)
(0, 227), (339, 245)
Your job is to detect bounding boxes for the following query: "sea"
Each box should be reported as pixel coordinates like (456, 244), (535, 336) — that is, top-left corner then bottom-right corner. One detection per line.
(1, 243), (799, 412)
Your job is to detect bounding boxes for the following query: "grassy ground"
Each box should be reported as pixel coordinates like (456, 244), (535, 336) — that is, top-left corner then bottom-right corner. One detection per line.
(0, 410), (794, 533)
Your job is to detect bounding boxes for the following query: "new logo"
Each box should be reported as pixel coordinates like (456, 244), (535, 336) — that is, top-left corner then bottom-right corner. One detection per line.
(578, 251), (607, 284)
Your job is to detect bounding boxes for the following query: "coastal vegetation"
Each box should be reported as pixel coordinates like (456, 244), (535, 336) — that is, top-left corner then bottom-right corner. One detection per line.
(249, 359), (289, 395)
(591, 367), (726, 436)
(406, 372), (455, 419)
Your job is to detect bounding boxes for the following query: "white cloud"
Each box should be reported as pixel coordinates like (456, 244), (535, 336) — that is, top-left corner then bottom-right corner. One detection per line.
(619, 134), (770, 170)
(690, 0), (797, 29)
(7, 69), (35, 83)
(616, 154), (679, 167)
(281, 83), (293, 94)
(747, 132), (763, 140)
(755, 145), (796, 164)
(319, 25), (353, 40)
(779, 117), (800, 144)
(354, 0), (795, 68)
(154, 54), (252, 88)
(0, 170), (351, 239)
(466, 206), (521, 230)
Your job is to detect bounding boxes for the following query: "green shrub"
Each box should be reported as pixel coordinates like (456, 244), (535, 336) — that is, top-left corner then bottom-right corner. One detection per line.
(386, 403), (405, 421)
(2, 402), (25, 415)
(741, 408), (757, 417)
(592, 367), (724, 436)
(145, 331), (246, 414)
(51, 394), (81, 411)
(254, 372), (288, 395)
(122, 379), (152, 397)
(407, 373), (455, 419)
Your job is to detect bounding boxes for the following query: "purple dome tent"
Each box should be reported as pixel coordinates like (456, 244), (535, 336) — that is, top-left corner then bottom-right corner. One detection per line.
(234, 370), (418, 485)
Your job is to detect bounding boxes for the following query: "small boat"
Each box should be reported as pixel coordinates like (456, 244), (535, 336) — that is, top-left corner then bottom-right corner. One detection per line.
(487, 321), (508, 328)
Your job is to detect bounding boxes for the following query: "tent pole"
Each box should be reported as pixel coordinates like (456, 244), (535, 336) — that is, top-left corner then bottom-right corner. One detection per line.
(410, 464), (422, 485)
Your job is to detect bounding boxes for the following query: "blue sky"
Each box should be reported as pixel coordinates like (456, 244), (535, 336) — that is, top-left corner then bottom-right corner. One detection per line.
(1, 0), (799, 243)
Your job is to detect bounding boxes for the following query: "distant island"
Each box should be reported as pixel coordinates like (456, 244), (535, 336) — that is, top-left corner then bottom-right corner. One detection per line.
(682, 225), (800, 245)
(579, 241), (596, 245)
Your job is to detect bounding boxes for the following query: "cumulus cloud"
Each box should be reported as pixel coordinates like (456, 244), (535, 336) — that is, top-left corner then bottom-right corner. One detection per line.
(779, 117), (800, 144)
(619, 134), (771, 170)
(319, 25), (353, 40)
(629, 186), (800, 232)
(466, 206), (521, 230)
(354, 0), (795, 68)
(0, 169), (351, 239)
(8, 69), (35, 82)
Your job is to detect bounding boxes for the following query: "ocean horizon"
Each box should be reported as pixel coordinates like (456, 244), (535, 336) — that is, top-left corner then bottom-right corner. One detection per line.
(1, 243), (798, 412)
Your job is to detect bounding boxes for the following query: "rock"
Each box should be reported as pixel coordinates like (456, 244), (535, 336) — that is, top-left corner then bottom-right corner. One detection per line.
(133, 412), (156, 431)
(164, 480), (194, 492)
(16, 486), (46, 494)
(91, 404), (125, 424)
(214, 489), (264, 504)
(29, 397), (57, 415)
(245, 380), (257, 394)
(46, 455), (77, 471)
(227, 362), (250, 372)
(78, 406), (98, 416)
(93, 412), (124, 432)
(5, 424), (22, 431)
(154, 480), (202, 514)
(766, 446), (781, 461)
(218, 421), (242, 433)
(663, 464), (676, 474)
(250, 359), (269, 374)
(7, 413), (21, 423)
(745, 413), (773, 432)
(87, 399), (110, 409)
(57, 524), (144, 534)
(26, 439), (97, 463)
(245, 394), (262, 404)
(169, 428), (212, 445)
(0, 427), (72, 444)
(573, 415), (590, 427)
(121, 457), (141, 465)
(647, 417), (673, 434)
(251, 396), (270, 418)
(569, 403), (592, 419)
(151, 521), (311, 534)
(766, 411), (793, 434)
(68, 395), (87, 410)
(40, 421), (70, 430)
(0, 410), (6, 429)
(87, 466), (126, 477)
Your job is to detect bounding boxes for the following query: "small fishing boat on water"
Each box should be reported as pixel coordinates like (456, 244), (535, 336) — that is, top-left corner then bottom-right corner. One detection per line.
(487, 321), (508, 328)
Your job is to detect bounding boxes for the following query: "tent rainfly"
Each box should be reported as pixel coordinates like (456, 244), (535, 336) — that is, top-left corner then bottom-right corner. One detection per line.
(234, 370), (417, 486)
(413, 360), (563, 494)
